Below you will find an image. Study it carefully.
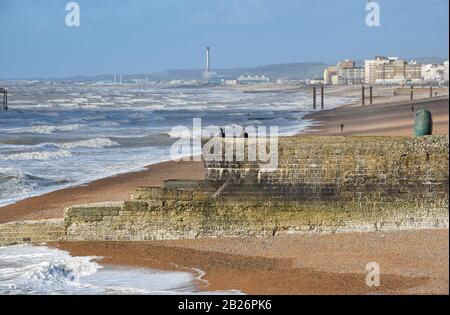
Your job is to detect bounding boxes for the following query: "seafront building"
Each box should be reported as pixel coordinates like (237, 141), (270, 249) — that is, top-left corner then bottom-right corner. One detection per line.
(422, 63), (446, 84)
(337, 66), (365, 85)
(404, 62), (422, 83)
(364, 57), (389, 84)
(324, 56), (449, 86)
(324, 60), (364, 85)
(200, 46), (446, 87)
(363, 56), (424, 85)
(323, 66), (338, 85)
(443, 61), (449, 85)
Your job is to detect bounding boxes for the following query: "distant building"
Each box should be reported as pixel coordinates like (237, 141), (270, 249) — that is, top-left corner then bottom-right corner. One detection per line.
(405, 62), (422, 82)
(365, 56), (389, 84)
(237, 75), (271, 85)
(323, 66), (338, 85)
(203, 46), (214, 80)
(324, 60), (364, 85)
(338, 67), (365, 85)
(444, 61), (449, 85)
(201, 46), (228, 84)
(337, 60), (356, 69)
(331, 75), (339, 86)
(367, 57), (423, 85)
(225, 80), (237, 85)
(422, 64), (445, 84)
(376, 58), (406, 84)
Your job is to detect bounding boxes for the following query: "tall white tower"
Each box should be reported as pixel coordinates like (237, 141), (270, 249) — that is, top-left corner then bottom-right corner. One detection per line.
(203, 46), (214, 81)
(206, 47), (211, 72)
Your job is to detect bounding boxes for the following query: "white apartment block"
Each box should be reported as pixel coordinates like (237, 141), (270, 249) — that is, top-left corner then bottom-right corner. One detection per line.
(422, 64), (445, 83)
(324, 60), (364, 85)
(364, 57), (391, 84)
(323, 66), (338, 85)
(444, 61), (449, 84)
(338, 67), (365, 85)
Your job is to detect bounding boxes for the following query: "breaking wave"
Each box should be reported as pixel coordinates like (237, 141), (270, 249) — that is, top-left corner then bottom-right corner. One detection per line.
(6, 124), (86, 135)
(54, 138), (119, 150)
(0, 245), (244, 295)
(0, 150), (72, 161)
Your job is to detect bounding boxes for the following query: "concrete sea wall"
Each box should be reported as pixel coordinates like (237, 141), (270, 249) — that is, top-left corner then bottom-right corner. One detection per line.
(0, 219), (65, 246)
(0, 136), (448, 245)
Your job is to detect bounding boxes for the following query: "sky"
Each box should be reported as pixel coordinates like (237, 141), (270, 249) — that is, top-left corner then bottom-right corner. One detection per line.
(0, 0), (448, 79)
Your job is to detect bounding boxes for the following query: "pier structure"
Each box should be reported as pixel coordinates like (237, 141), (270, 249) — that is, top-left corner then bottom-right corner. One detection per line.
(362, 86), (374, 106)
(313, 86), (317, 110)
(321, 85), (324, 109)
(0, 88), (7, 111)
(312, 85), (325, 110)
(362, 86), (365, 106)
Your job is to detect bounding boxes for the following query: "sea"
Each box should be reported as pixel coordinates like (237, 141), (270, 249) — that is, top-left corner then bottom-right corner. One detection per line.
(0, 81), (352, 294)
(0, 244), (243, 295)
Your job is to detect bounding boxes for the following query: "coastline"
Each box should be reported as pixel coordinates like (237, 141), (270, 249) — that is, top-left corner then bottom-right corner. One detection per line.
(1, 89), (449, 295)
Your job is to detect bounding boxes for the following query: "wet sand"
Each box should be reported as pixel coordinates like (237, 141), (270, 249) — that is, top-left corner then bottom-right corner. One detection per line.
(53, 229), (448, 295)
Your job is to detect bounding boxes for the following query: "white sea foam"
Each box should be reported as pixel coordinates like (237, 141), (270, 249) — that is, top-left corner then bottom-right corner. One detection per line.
(0, 245), (101, 295)
(166, 128), (193, 139)
(0, 150), (72, 161)
(55, 138), (119, 150)
(6, 124), (86, 135)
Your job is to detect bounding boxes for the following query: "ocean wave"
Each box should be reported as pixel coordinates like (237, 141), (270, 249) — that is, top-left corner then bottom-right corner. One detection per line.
(0, 245), (244, 295)
(0, 245), (100, 295)
(166, 129), (192, 139)
(97, 121), (121, 127)
(6, 124), (86, 135)
(0, 150), (72, 161)
(0, 168), (32, 200)
(55, 138), (119, 150)
(0, 168), (69, 189)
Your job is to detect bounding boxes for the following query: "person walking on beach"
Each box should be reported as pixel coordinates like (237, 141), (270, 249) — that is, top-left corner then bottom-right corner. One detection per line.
(219, 128), (225, 138)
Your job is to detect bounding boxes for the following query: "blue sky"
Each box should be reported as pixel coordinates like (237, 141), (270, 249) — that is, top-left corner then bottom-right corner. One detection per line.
(0, 0), (448, 79)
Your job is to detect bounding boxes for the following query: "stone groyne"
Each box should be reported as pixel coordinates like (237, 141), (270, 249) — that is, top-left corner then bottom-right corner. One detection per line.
(0, 219), (65, 246)
(0, 136), (448, 246)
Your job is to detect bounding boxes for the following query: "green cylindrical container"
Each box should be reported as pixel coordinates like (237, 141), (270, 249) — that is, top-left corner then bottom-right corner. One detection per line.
(414, 109), (433, 136)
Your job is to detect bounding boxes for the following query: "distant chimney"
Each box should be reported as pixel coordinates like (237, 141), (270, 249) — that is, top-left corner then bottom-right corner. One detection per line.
(206, 47), (211, 72)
